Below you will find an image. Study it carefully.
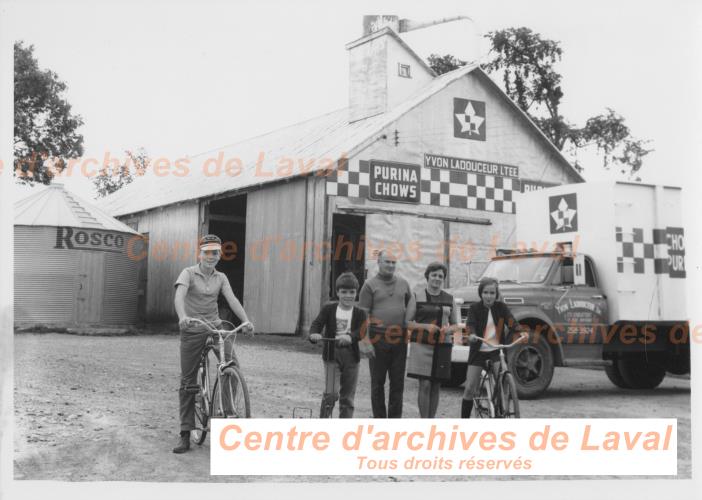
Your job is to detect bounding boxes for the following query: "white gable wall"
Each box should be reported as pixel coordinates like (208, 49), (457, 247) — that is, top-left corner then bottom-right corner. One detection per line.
(335, 70), (579, 289)
(385, 34), (434, 111)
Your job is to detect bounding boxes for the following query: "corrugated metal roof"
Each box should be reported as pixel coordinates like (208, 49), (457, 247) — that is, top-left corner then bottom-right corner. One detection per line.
(14, 183), (140, 234)
(99, 63), (582, 217)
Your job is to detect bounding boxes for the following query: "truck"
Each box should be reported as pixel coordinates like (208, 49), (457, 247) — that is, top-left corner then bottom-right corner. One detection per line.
(447, 181), (689, 398)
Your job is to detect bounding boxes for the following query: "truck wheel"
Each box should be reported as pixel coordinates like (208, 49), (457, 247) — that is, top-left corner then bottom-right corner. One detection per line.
(604, 360), (632, 389)
(508, 332), (554, 399)
(443, 363), (467, 388)
(618, 359), (666, 389)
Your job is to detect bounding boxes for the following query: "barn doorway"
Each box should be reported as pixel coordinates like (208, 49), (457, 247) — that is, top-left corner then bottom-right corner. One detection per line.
(208, 195), (247, 323)
(330, 213), (365, 299)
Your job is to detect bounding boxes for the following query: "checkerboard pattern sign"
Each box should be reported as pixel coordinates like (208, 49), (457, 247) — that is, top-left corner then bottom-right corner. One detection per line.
(326, 160), (519, 214)
(418, 167), (517, 213)
(325, 159), (370, 199)
(616, 227), (668, 275)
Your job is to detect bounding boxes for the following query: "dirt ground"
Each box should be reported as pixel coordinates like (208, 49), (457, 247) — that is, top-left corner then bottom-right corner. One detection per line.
(12, 332), (691, 482)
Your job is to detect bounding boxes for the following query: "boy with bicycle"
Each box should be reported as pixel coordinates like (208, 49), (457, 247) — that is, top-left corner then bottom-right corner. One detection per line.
(173, 234), (254, 453)
(308, 272), (368, 418)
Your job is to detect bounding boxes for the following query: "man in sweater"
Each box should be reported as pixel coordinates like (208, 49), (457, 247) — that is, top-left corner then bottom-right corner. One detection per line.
(359, 250), (415, 418)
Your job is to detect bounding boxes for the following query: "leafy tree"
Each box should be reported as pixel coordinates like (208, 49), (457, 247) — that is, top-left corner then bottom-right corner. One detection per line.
(427, 54), (467, 76)
(93, 148), (151, 198)
(428, 27), (652, 178)
(14, 41), (84, 184)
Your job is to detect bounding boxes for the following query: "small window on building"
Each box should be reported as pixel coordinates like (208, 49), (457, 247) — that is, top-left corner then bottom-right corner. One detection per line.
(398, 63), (411, 78)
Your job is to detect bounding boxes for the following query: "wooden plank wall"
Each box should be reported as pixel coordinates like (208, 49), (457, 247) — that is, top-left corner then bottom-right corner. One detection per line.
(135, 202), (200, 322)
(300, 175), (329, 333)
(243, 180), (307, 333)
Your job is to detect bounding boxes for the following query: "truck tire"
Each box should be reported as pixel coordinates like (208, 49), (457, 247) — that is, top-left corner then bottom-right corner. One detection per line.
(508, 331), (554, 399)
(618, 359), (666, 389)
(443, 362), (467, 388)
(604, 360), (632, 389)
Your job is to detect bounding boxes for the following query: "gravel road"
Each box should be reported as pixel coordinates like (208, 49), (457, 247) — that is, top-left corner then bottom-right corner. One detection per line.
(13, 333), (691, 482)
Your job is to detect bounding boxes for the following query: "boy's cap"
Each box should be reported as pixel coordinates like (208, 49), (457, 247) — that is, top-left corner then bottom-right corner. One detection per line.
(199, 234), (222, 251)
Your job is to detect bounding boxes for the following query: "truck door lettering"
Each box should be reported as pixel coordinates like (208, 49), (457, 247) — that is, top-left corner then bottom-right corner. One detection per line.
(666, 227), (686, 278)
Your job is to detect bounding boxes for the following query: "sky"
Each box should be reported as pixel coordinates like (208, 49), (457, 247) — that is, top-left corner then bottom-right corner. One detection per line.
(4, 0), (701, 202)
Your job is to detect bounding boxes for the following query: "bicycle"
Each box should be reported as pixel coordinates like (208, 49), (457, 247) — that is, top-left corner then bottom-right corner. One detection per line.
(185, 318), (253, 445)
(469, 335), (525, 418)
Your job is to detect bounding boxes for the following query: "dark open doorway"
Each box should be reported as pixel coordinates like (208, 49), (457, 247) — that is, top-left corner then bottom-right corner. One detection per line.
(208, 195), (247, 324)
(330, 213), (365, 299)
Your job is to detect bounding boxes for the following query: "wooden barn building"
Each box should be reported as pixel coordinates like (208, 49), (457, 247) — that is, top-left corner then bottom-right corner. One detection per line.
(100, 17), (583, 333)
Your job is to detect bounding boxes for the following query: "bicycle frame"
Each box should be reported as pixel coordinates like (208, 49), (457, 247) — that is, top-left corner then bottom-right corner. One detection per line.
(189, 318), (252, 441)
(471, 336), (524, 418)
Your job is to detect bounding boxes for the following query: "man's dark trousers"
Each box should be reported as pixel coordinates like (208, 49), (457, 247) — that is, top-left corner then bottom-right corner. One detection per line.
(368, 337), (407, 418)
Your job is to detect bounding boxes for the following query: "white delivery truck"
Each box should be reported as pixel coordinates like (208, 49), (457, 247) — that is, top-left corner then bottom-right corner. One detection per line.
(448, 181), (689, 398)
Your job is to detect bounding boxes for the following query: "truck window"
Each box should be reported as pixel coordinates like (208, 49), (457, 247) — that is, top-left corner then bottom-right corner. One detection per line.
(552, 257), (574, 286)
(562, 266), (574, 285)
(481, 256), (555, 284)
(551, 257), (575, 286)
(585, 258), (596, 287)
(551, 257), (597, 287)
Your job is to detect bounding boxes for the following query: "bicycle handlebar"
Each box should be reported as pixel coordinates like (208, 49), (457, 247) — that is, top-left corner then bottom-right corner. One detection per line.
(309, 336), (349, 344)
(467, 334), (527, 350)
(185, 317), (254, 336)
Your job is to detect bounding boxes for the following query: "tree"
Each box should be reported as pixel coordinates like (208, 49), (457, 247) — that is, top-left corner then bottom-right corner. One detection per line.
(14, 41), (85, 185)
(427, 54), (467, 76)
(428, 28), (652, 178)
(93, 148), (151, 198)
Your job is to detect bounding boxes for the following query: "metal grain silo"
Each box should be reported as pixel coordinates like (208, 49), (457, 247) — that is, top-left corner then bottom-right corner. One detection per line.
(14, 184), (145, 328)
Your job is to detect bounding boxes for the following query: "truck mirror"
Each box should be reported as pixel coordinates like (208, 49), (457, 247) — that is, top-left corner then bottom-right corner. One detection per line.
(574, 254), (586, 286)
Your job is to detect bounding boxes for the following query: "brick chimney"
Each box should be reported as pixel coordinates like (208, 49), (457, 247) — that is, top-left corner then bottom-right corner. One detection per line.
(346, 15), (435, 123)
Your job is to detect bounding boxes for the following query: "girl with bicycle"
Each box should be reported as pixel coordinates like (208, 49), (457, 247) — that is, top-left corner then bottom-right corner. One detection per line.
(461, 277), (527, 418)
(172, 234), (254, 453)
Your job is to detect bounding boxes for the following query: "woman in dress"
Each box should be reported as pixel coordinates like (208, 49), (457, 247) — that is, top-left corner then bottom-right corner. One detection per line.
(406, 262), (461, 418)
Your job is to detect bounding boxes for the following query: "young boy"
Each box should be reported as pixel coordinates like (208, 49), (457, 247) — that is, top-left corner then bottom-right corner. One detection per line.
(173, 234), (253, 454)
(308, 272), (368, 418)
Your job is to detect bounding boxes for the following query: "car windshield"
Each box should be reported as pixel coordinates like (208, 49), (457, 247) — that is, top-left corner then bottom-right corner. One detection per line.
(479, 256), (556, 284)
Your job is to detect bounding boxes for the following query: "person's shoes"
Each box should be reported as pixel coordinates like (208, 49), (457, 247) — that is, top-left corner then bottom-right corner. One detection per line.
(172, 432), (191, 454)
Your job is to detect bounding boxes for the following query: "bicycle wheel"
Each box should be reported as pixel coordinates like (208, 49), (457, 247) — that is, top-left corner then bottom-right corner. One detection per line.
(212, 366), (251, 418)
(499, 372), (520, 418)
(191, 354), (213, 445)
(472, 371), (495, 418)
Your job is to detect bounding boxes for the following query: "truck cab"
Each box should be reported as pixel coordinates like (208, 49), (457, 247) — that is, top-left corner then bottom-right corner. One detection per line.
(448, 249), (610, 397)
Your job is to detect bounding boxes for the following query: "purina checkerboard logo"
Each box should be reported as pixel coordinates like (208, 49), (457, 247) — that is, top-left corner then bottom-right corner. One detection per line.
(453, 98), (486, 141)
(549, 194), (578, 233)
